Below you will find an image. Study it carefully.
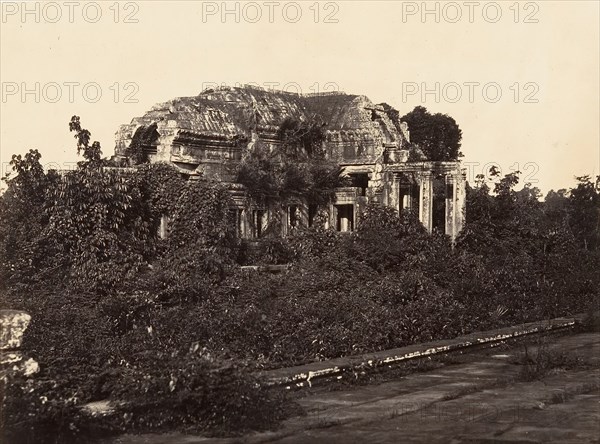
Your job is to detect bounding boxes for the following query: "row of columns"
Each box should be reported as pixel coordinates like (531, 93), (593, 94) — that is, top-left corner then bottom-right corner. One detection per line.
(418, 172), (465, 241)
(396, 171), (465, 242)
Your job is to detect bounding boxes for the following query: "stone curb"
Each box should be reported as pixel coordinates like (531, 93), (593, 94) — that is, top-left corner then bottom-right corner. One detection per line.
(259, 313), (589, 388)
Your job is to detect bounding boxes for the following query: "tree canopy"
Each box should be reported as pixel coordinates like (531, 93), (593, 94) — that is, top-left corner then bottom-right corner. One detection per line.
(399, 106), (463, 161)
(236, 117), (346, 207)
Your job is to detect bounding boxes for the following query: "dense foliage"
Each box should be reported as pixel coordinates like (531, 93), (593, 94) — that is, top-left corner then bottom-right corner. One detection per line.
(236, 117), (346, 207)
(1, 118), (276, 442)
(0, 118), (238, 295)
(399, 106), (463, 161)
(1, 116), (598, 442)
(2, 292), (287, 444)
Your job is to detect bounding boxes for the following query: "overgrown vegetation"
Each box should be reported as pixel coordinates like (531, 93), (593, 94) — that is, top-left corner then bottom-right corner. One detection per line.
(517, 342), (586, 381)
(0, 118), (281, 443)
(236, 117), (346, 207)
(1, 115), (598, 442)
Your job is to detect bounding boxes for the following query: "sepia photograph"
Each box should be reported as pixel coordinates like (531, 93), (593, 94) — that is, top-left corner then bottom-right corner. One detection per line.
(1, 1), (599, 443)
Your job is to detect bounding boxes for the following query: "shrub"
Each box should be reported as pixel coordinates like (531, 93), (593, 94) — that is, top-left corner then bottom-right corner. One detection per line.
(518, 342), (585, 381)
(110, 352), (287, 434)
(2, 376), (102, 444)
(1, 289), (290, 442)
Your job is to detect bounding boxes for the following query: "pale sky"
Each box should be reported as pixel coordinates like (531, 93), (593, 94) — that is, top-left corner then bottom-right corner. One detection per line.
(1, 1), (598, 193)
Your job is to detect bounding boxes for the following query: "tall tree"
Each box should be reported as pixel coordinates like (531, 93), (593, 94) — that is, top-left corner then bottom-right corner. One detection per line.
(568, 175), (600, 250)
(399, 106), (463, 161)
(0, 150), (53, 289)
(544, 188), (570, 226)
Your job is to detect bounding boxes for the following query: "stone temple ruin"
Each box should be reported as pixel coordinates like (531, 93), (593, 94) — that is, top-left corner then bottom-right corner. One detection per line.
(114, 85), (465, 241)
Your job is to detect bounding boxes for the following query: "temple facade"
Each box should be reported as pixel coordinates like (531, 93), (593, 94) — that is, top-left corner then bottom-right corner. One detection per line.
(114, 85), (465, 241)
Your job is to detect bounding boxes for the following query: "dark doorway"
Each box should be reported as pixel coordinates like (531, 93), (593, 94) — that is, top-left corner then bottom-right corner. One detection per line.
(335, 204), (354, 232)
(399, 184), (420, 217)
(308, 205), (318, 227)
(288, 205), (299, 228)
(349, 173), (369, 196)
(252, 210), (264, 238)
(228, 209), (243, 238)
(432, 178), (446, 234)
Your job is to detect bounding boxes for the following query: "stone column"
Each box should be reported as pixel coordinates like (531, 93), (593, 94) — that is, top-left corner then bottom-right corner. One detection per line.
(445, 176), (455, 239)
(241, 209), (248, 238)
(340, 211), (350, 232)
(402, 192), (410, 212)
(158, 215), (169, 239)
(329, 203), (336, 231)
(299, 203), (309, 228)
(454, 172), (466, 237)
(419, 173), (433, 233)
(389, 174), (401, 213)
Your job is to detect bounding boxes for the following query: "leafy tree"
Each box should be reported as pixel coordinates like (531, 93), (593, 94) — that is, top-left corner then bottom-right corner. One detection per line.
(543, 176), (599, 251)
(236, 144), (280, 204)
(134, 176), (239, 301)
(277, 116), (327, 159)
(124, 123), (159, 165)
(568, 175), (600, 250)
(69, 115), (103, 166)
(0, 150), (55, 289)
(3, 150), (47, 201)
(0, 118), (166, 292)
(347, 204), (430, 272)
(458, 168), (547, 258)
(399, 106), (463, 161)
(135, 162), (187, 243)
(544, 188), (570, 226)
(237, 117), (345, 208)
(46, 167), (151, 292)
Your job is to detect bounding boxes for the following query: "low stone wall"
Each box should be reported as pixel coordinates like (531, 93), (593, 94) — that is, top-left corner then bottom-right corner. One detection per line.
(260, 313), (587, 388)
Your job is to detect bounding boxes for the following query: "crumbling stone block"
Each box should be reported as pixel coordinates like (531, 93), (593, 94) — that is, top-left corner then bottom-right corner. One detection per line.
(0, 309), (31, 350)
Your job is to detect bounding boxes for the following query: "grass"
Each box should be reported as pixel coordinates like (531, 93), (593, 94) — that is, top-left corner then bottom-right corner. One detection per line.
(517, 342), (587, 381)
